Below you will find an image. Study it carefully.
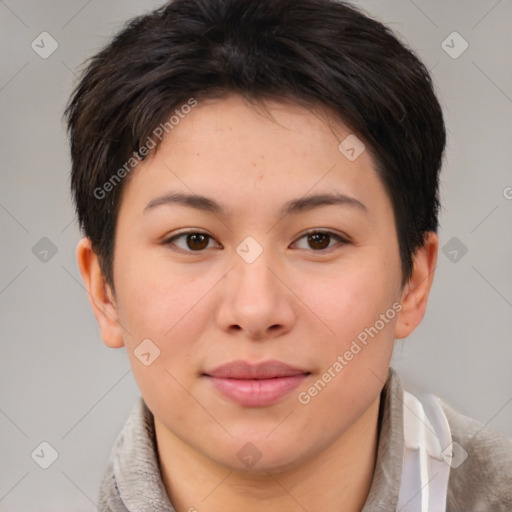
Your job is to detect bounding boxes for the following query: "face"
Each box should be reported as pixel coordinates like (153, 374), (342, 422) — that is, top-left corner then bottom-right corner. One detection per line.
(103, 95), (407, 472)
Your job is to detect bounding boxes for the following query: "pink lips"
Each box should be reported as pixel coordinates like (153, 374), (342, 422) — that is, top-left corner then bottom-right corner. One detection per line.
(204, 360), (310, 407)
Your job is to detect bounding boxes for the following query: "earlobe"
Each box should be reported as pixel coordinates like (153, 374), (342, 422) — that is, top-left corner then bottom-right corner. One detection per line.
(394, 231), (439, 340)
(76, 237), (125, 348)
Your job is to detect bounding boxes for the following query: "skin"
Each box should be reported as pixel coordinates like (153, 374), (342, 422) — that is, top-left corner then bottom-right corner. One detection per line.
(77, 94), (438, 512)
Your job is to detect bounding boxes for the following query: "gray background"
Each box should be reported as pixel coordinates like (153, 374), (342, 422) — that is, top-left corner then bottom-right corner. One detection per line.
(1, 0), (511, 510)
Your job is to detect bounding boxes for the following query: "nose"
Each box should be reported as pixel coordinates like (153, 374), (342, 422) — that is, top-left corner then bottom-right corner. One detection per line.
(215, 248), (296, 341)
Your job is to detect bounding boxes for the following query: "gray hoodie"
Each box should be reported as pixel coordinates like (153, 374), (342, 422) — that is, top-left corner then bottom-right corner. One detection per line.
(98, 367), (512, 511)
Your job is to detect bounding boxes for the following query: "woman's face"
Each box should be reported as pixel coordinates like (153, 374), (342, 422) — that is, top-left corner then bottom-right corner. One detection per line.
(105, 94), (407, 471)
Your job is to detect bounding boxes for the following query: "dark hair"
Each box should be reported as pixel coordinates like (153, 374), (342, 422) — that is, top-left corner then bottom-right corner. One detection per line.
(65, 0), (446, 290)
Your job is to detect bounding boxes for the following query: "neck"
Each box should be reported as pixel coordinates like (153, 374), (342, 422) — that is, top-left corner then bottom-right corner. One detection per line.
(155, 396), (380, 512)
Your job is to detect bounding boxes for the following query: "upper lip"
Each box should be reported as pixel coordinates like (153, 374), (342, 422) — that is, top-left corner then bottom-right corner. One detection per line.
(204, 360), (310, 379)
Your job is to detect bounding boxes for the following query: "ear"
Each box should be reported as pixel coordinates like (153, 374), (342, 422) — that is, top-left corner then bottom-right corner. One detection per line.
(394, 231), (438, 339)
(76, 237), (125, 348)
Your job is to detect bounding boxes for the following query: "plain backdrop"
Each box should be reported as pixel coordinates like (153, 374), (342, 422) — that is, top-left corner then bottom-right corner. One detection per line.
(1, 0), (511, 510)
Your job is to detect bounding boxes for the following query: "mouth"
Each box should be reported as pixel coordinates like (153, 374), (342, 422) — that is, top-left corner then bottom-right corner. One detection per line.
(203, 360), (311, 407)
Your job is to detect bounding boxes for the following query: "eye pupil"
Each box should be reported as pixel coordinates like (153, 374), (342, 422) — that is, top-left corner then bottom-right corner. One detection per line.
(187, 233), (208, 250)
(308, 233), (330, 250)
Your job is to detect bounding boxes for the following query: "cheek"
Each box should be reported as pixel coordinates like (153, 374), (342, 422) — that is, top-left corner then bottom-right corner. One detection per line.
(306, 266), (391, 335)
(302, 261), (399, 380)
(114, 252), (205, 348)
(302, 272), (397, 418)
(114, 260), (207, 409)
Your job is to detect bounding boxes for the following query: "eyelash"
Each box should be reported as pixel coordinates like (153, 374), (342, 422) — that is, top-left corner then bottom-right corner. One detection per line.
(162, 229), (350, 254)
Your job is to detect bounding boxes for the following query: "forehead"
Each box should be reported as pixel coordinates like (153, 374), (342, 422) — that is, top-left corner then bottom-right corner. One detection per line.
(118, 95), (392, 224)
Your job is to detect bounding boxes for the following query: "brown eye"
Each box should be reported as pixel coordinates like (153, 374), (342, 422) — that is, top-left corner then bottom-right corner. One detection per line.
(307, 232), (331, 250)
(164, 231), (219, 252)
(293, 230), (348, 251)
(164, 229), (348, 254)
(185, 233), (209, 250)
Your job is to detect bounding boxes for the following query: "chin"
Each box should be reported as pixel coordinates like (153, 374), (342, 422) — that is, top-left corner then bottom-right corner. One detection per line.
(206, 435), (313, 475)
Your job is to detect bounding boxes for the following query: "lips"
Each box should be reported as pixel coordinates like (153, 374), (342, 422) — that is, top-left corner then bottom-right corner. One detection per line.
(205, 360), (309, 379)
(204, 360), (311, 407)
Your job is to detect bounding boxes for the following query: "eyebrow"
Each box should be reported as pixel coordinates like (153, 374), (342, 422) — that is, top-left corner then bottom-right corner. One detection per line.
(143, 190), (368, 217)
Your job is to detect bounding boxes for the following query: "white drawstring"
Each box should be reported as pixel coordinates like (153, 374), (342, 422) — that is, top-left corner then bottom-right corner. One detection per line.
(417, 410), (430, 512)
(398, 390), (451, 512)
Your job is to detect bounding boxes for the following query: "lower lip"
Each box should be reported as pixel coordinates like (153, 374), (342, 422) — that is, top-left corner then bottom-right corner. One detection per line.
(206, 374), (309, 407)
